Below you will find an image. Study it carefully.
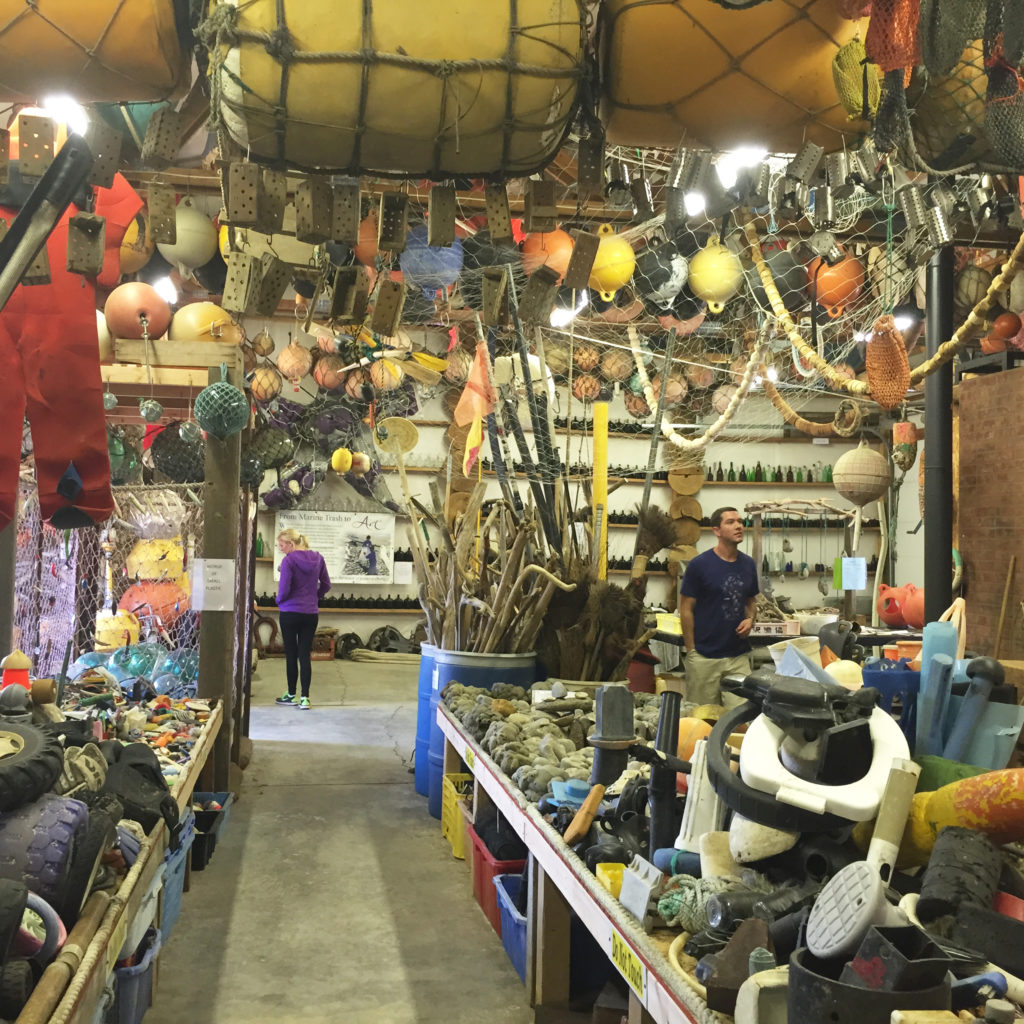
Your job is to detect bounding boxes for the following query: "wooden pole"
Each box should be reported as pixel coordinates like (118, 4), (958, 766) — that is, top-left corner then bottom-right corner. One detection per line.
(197, 364), (242, 792)
(0, 522), (16, 654)
(592, 402), (609, 581)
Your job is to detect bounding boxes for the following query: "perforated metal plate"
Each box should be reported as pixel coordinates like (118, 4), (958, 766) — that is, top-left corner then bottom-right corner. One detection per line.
(254, 254), (292, 317)
(330, 265), (370, 323)
(228, 162), (261, 227)
(140, 107), (185, 169)
(524, 179), (557, 233)
(17, 115), (54, 178)
(222, 251), (260, 314)
(576, 129), (605, 196)
(65, 213), (106, 275)
(481, 266), (510, 326)
(370, 278), (406, 335)
(23, 242), (50, 286)
(378, 192), (409, 252)
(787, 141), (824, 185)
(295, 177), (333, 243)
(0, 130), (8, 189)
(147, 184), (177, 244)
(83, 121), (121, 189)
(563, 230), (600, 291)
(258, 170), (288, 235)
(484, 184), (513, 244)
(428, 184), (457, 247)
(331, 182), (360, 245)
(518, 265), (560, 325)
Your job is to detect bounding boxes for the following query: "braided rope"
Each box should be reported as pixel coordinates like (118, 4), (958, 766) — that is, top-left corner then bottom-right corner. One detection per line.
(760, 370), (866, 438)
(628, 327), (765, 452)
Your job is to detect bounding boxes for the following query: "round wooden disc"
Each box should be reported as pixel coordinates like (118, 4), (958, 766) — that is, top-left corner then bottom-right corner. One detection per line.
(669, 494), (702, 520)
(673, 517), (702, 546)
(668, 467), (704, 495)
(375, 417), (419, 455)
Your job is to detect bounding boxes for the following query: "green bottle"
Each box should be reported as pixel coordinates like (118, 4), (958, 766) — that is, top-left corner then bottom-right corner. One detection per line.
(796, 467), (804, 483)
(824, 464), (833, 483)
(727, 462), (736, 482)
(255, 533), (264, 557)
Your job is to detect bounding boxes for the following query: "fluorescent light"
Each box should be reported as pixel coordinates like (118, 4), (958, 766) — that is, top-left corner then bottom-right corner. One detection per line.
(549, 289), (589, 327)
(893, 314), (914, 331)
(715, 146), (768, 189)
(766, 365), (778, 382)
(152, 276), (177, 304)
(683, 191), (706, 216)
(41, 95), (88, 136)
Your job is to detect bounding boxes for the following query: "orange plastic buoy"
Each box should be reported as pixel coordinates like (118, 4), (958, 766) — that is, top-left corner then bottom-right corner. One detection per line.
(676, 717), (713, 794)
(520, 229), (574, 281)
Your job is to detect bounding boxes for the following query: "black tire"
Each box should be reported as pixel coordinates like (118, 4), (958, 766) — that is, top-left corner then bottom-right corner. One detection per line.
(56, 800), (119, 927)
(0, 880), (27, 963)
(0, 959), (33, 1018)
(0, 724), (63, 812)
(706, 701), (848, 833)
(0, 794), (88, 907)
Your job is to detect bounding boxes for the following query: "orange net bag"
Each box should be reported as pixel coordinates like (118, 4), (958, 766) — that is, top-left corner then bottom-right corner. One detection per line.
(865, 314), (911, 409)
(866, 0), (922, 72)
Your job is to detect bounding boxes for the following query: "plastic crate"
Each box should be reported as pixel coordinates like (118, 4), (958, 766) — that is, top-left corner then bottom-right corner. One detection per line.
(441, 773), (472, 859)
(160, 810), (195, 941)
(494, 874), (528, 982)
(106, 927), (161, 1024)
(191, 792), (233, 872)
(468, 823), (526, 936)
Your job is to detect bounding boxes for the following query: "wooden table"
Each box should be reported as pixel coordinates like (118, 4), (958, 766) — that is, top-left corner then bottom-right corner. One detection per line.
(18, 702), (223, 1024)
(438, 705), (721, 1024)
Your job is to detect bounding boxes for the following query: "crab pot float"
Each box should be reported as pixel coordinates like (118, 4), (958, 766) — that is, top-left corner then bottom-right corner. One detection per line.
(168, 301), (244, 344)
(687, 239), (743, 314)
(588, 224), (636, 301)
(521, 229), (575, 281)
(204, 0), (584, 177)
(156, 199), (219, 272)
(276, 337), (314, 384)
(249, 366), (283, 403)
(807, 250), (866, 317)
(118, 580), (190, 627)
(313, 355), (348, 390)
(104, 282), (171, 339)
(330, 447), (372, 476)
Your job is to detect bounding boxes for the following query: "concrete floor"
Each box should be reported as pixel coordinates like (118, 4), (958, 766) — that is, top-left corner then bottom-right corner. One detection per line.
(147, 657), (533, 1024)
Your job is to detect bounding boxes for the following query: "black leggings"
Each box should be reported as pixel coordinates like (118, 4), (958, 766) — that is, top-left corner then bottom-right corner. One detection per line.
(279, 612), (319, 697)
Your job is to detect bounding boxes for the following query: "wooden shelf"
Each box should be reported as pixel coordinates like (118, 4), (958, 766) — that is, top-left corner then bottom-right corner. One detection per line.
(255, 606), (422, 614)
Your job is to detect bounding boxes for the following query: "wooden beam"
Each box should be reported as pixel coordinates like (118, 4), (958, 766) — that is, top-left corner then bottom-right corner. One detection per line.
(101, 364), (213, 387)
(113, 339), (242, 371)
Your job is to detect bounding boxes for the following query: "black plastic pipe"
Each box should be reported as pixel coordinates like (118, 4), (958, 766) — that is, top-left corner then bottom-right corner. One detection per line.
(647, 689), (682, 855)
(924, 247), (954, 622)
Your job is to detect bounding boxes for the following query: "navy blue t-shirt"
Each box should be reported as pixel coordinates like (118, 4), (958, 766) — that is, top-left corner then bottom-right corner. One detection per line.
(680, 549), (760, 659)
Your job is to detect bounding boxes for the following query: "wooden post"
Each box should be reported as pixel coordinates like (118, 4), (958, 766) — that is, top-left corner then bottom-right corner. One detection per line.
(238, 495), (257, 755)
(530, 865), (572, 1008)
(0, 522), (15, 652)
(197, 364), (242, 792)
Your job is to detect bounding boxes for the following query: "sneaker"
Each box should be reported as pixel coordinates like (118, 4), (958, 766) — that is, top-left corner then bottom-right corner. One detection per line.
(298, 697), (311, 710)
(275, 693), (296, 705)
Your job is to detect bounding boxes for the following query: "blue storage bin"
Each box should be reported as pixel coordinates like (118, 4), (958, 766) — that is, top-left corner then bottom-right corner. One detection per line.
(861, 659), (920, 743)
(161, 810), (195, 941)
(493, 874), (611, 995)
(107, 927), (161, 1024)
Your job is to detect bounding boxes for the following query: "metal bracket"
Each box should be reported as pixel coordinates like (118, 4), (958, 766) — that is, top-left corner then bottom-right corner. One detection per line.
(140, 107), (186, 169)
(331, 181), (361, 245)
(147, 184), (178, 244)
(480, 266), (510, 326)
(84, 120), (121, 189)
(227, 162), (262, 227)
(563, 230), (600, 291)
(295, 177), (333, 243)
(428, 184), (457, 247)
(65, 212), (106, 275)
(378, 192), (410, 252)
(370, 277), (406, 335)
(330, 264), (371, 322)
(524, 179), (558, 233)
(253, 254), (292, 316)
(576, 128), (605, 196)
(222, 251), (260, 314)
(484, 184), (513, 244)
(518, 264), (560, 325)
(17, 115), (54, 178)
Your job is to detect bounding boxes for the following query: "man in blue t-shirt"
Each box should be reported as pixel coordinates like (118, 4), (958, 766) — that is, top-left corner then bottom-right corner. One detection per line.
(679, 506), (759, 705)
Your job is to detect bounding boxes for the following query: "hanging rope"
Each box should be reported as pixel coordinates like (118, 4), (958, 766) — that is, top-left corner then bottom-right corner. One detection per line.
(628, 326), (765, 452)
(760, 370), (865, 437)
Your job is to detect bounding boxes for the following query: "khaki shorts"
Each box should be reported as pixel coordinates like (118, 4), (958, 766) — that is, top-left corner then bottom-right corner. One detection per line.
(684, 650), (752, 707)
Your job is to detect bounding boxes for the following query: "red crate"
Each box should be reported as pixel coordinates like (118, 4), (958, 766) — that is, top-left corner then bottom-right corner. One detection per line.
(468, 823), (525, 937)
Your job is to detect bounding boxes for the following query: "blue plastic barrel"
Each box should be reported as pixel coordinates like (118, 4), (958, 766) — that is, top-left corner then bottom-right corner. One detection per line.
(414, 644), (437, 797)
(427, 649), (536, 819)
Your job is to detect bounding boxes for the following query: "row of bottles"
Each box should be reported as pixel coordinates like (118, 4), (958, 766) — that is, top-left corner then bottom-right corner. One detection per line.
(759, 554), (880, 574)
(707, 462), (834, 484)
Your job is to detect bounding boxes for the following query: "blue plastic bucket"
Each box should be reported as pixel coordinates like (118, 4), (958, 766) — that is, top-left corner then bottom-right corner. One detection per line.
(414, 644), (437, 797)
(426, 649), (536, 819)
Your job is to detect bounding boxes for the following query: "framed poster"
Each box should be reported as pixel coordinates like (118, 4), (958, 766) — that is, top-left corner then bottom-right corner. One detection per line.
(273, 509), (396, 585)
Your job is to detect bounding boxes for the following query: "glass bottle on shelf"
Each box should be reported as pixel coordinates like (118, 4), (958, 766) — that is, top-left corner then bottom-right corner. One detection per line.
(707, 463), (714, 481)
(716, 462), (725, 482)
(776, 465), (784, 482)
(806, 465), (814, 483)
(796, 467), (804, 483)
(823, 463), (833, 483)
(739, 465), (747, 482)
(727, 462), (736, 482)
(255, 533), (264, 557)
(754, 461), (764, 482)
(786, 466), (794, 483)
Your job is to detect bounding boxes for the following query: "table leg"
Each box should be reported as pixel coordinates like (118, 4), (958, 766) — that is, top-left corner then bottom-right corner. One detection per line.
(527, 855), (572, 1008)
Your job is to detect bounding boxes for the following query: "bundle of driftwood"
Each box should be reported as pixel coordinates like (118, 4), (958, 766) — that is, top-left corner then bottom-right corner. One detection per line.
(409, 481), (577, 654)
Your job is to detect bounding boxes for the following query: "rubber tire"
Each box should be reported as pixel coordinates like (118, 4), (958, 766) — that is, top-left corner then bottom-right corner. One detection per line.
(706, 701), (848, 833)
(56, 805), (118, 927)
(23, 892), (63, 962)
(0, 723), (63, 812)
(0, 959), (33, 1018)
(0, 879), (27, 962)
(0, 794), (89, 907)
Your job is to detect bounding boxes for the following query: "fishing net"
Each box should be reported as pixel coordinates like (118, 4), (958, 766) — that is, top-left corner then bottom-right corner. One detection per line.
(14, 482), (204, 700)
(866, 0), (922, 72)
(918, 0), (985, 76)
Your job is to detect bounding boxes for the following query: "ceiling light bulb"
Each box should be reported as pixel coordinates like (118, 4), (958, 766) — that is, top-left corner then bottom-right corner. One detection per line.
(683, 191), (706, 217)
(766, 366), (779, 382)
(153, 276), (178, 305)
(41, 94), (89, 136)
(893, 314), (913, 332)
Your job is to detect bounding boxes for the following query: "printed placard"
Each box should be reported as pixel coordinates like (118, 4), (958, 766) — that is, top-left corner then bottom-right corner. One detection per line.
(610, 928), (646, 999)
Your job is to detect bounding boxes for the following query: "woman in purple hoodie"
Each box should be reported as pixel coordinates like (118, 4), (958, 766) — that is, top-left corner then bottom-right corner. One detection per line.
(274, 529), (331, 709)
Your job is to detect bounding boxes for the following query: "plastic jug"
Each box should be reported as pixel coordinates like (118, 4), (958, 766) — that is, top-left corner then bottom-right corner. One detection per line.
(876, 584), (910, 627)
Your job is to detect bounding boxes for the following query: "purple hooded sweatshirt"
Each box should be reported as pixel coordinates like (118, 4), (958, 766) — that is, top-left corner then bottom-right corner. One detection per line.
(277, 549), (331, 614)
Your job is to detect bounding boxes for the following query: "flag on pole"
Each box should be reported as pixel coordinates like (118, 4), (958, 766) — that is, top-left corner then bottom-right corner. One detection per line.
(454, 342), (496, 477)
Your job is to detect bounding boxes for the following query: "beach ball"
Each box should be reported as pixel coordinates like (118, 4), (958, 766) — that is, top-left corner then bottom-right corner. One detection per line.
(399, 224), (464, 299)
